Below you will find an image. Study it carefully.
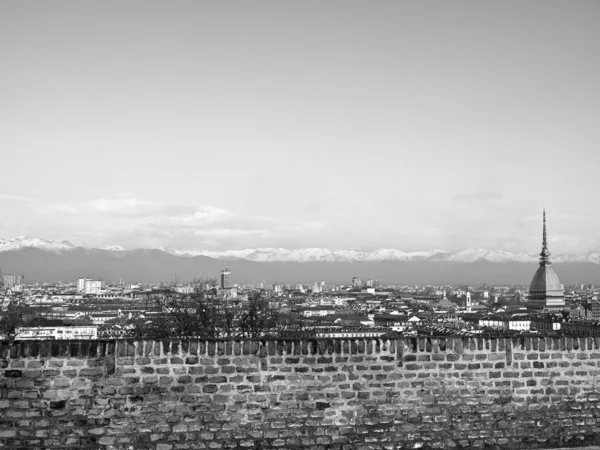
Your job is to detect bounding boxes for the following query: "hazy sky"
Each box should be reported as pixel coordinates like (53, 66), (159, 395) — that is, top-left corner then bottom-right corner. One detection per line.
(1, 1), (599, 254)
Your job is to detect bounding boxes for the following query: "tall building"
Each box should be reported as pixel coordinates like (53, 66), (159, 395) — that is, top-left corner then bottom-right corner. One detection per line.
(77, 278), (90, 293)
(2, 274), (24, 288)
(528, 210), (566, 310)
(221, 267), (232, 289)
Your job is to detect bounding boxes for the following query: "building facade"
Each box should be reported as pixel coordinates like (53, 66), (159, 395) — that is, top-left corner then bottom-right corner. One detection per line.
(84, 280), (102, 295)
(14, 325), (98, 340)
(220, 267), (232, 289)
(77, 278), (90, 292)
(3, 274), (24, 288)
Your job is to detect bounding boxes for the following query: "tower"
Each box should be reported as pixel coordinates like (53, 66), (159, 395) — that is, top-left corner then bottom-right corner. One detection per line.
(220, 266), (232, 289)
(528, 210), (566, 310)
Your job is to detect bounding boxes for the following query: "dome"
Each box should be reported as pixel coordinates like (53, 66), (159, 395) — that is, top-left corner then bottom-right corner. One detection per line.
(527, 211), (565, 310)
(529, 265), (563, 295)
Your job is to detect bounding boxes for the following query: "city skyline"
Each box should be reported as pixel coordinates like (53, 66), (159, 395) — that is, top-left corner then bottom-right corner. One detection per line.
(1, 1), (599, 254)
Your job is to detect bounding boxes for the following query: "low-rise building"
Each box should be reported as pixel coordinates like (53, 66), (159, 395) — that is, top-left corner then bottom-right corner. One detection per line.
(562, 320), (600, 336)
(313, 327), (389, 338)
(15, 325), (98, 340)
(297, 306), (337, 317)
(531, 315), (562, 333)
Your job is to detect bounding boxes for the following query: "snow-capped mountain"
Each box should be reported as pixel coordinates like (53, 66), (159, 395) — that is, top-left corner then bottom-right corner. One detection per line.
(165, 248), (258, 259)
(1, 236), (600, 264)
(99, 245), (125, 252)
(243, 248), (366, 262)
(155, 247), (600, 264)
(0, 237), (123, 253)
(586, 252), (600, 264)
(442, 249), (538, 263)
(0, 236), (76, 252)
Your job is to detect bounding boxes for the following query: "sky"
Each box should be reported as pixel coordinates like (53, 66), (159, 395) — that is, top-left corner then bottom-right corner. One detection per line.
(1, 1), (599, 255)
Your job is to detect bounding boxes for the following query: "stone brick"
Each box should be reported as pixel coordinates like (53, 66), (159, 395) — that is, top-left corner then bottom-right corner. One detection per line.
(26, 360), (44, 368)
(2, 337), (600, 449)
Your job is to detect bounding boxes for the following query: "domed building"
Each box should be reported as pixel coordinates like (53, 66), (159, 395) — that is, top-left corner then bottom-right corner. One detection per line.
(528, 210), (565, 310)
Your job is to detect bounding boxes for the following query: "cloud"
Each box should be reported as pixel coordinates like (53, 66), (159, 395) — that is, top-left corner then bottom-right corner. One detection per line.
(0, 193), (32, 202)
(164, 206), (237, 227)
(451, 190), (502, 202)
(37, 195), (303, 249)
(44, 203), (79, 214)
(43, 196), (192, 217)
(90, 196), (192, 217)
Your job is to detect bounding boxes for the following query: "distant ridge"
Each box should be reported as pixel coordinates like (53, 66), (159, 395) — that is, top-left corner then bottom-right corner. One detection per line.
(1, 236), (600, 264)
(1, 241), (600, 285)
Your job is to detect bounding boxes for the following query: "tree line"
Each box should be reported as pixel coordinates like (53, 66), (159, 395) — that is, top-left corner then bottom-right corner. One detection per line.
(0, 278), (305, 340)
(127, 279), (287, 338)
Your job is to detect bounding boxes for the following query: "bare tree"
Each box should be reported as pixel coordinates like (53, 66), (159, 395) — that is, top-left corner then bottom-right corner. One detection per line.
(238, 291), (280, 338)
(0, 297), (27, 340)
(126, 278), (281, 339)
(275, 311), (308, 337)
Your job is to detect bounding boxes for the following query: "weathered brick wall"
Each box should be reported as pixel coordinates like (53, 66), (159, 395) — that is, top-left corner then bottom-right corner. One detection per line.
(1, 337), (600, 449)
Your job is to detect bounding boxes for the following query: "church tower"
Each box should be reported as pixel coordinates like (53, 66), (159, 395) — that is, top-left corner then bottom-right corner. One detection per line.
(527, 210), (565, 310)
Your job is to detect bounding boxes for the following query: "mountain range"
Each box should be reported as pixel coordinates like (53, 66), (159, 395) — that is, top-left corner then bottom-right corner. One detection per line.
(1, 236), (599, 285)
(2, 236), (600, 264)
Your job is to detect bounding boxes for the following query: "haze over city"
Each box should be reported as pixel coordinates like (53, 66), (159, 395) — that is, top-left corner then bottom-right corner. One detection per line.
(1, 1), (599, 255)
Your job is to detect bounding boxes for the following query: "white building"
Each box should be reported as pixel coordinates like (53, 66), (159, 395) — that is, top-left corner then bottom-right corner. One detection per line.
(77, 278), (90, 292)
(299, 306), (336, 317)
(78, 278), (102, 294)
(15, 326), (98, 340)
(175, 285), (194, 294)
(319, 297), (351, 307)
(507, 317), (531, 331)
(84, 280), (102, 295)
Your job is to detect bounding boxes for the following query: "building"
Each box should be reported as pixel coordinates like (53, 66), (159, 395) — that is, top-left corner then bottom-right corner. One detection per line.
(84, 280), (102, 295)
(319, 296), (350, 307)
(14, 325), (98, 340)
(531, 315), (562, 333)
(3, 274), (24, 288)
(298, 305), (337, 317)
(77, 278), (101, 294)
(591, 302), (600, 320)
(313, 327), (389, 338)
(506, 315), (532, 331)
(478, 314), (532, 331)
(373, 314), (409, 331)
(478, 314), (506, 329)
(562, 320), (600, 336)
(220, 266), (232, 289)
(528, 211), (566, 310)
(77, 278), (90, 292)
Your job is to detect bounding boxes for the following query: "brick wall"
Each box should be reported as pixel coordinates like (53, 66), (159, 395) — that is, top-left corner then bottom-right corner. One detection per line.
(2, 337), (600, 449)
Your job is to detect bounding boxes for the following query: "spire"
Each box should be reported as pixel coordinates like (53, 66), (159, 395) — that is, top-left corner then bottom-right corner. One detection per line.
(540, 208), (551, 265)
(542, 209), (547, 248)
